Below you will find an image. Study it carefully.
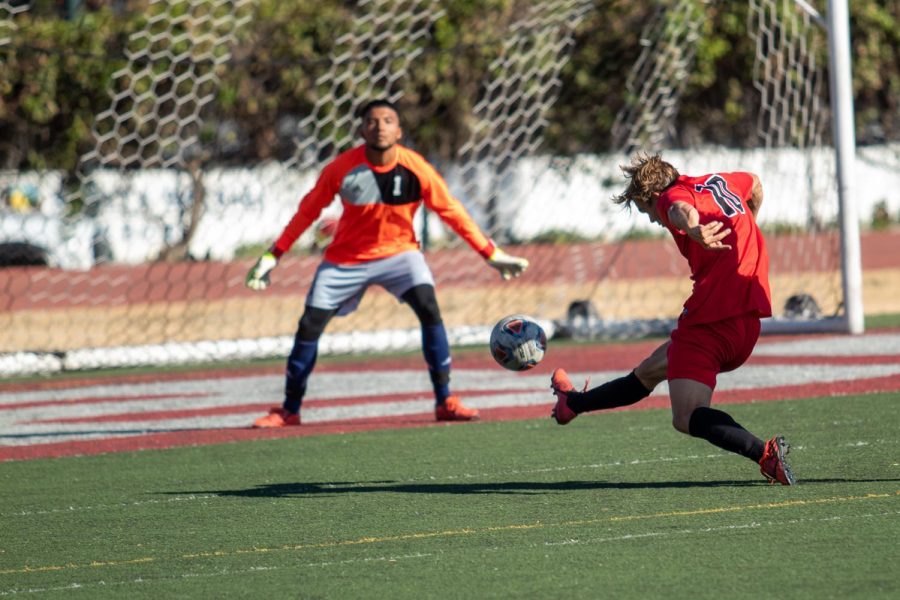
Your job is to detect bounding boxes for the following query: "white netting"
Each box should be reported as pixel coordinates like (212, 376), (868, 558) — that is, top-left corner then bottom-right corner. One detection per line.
(748, 0), (841, 320)
(455, 0), (594, 237)
(611, 0), (708, 154)
(751, 0), (830, 150)
(562, 0), (843, 338)
(0, 0), (866, 375)
(80, 0), (255, 172)
(0, 0), (29, 47)
(284, 0), (447, 173)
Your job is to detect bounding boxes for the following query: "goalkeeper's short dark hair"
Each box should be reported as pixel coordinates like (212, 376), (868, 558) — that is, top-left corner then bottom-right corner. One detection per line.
(358, 99), (400, 121)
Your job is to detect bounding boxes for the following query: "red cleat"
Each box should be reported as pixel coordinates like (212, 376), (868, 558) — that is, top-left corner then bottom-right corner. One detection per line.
(252, 407), (301, 428)
(759, 436), (796, 485)
(435, 396), (479, 421)
(550, 368), (579, 425)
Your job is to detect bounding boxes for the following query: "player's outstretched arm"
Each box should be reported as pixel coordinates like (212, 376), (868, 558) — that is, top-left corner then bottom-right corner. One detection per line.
(668, 201), (732, 251)
(245, 251), (278, 291)
(486, 247), (529, 280)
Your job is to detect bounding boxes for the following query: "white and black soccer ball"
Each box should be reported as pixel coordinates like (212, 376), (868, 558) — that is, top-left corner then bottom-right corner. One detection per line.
(489, 314), (547, 371)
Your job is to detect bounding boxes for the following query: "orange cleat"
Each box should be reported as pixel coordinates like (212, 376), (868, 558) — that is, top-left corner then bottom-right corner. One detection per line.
(435, 396), (479, 421)
(550, 368), (580, 425)
(252, 407), (301, 428)
(759, 435), (796, 485)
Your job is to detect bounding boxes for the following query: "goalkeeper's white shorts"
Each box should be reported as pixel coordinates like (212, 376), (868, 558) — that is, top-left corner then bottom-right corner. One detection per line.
(306, 250), (435, 316)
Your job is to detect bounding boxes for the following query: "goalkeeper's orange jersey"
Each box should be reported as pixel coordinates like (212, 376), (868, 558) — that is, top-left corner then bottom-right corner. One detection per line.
(273, 144), (495, 264)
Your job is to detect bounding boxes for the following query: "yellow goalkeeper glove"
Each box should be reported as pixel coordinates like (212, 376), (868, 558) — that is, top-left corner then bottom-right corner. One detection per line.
(486, 247), (529, 280)
(245, 251), (278, 291)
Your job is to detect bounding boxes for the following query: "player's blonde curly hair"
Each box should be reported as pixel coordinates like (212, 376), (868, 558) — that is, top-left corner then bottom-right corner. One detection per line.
(612, 153), (679, 208)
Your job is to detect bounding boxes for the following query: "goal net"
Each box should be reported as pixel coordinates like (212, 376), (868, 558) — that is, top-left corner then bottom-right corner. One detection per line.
(567, 0), (845, 339)
(0, 0), (855, 375)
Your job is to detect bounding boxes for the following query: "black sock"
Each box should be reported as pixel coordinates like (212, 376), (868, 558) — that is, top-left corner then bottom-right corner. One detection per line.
(567, 371), (651, 414)
(688, 407), (765, 462)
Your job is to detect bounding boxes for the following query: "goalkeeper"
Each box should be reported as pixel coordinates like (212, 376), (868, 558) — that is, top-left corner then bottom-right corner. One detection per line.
(246, 99), (529, 427)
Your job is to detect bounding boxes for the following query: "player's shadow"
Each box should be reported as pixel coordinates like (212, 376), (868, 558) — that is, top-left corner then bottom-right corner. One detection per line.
(167, 477), (900, 499)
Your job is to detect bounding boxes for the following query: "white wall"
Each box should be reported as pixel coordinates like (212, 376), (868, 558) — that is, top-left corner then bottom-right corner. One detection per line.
(1, 143), (897, 268)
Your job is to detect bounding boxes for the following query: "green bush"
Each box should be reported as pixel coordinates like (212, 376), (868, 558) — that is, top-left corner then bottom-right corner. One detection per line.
(869, 200), (895, 230)
(1, 0), (897, 171)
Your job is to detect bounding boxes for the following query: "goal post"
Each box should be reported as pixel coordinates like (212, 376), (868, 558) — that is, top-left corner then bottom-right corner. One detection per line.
(574, 0), (864, 339)
(826, 0), (864, 335)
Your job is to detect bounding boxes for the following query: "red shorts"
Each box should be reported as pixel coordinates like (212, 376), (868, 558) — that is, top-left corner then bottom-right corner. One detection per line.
(667, 313), (761, 389)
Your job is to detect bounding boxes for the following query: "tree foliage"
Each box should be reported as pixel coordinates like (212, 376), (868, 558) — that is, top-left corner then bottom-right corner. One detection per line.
(0, 0), (896, 171)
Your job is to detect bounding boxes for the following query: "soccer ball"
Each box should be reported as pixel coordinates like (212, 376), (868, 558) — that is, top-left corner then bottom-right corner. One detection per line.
(489, 314), (547, 371)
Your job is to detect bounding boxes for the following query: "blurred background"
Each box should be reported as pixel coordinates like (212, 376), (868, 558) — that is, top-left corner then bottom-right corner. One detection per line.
(1, 0), (898, 375)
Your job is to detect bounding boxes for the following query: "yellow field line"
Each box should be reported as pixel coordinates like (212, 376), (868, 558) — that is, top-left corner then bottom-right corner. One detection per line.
(605, 493), (897, 522)
(3, 491), (897, 576)
(2, 557), (154, 574)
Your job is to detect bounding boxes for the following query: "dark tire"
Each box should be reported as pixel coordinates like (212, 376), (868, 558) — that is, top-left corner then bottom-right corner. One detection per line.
(0, 242), (49, 268)
(783, 293), (822, 319)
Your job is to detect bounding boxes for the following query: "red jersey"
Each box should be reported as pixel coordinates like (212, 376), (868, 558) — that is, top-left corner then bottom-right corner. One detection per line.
(273, 145), (494, 264)
(656, 172), (772, 325)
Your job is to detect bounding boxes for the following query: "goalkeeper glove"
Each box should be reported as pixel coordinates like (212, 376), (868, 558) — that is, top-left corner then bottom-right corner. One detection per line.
(246, 251), (278, 291)
(486, 247), (529, 280)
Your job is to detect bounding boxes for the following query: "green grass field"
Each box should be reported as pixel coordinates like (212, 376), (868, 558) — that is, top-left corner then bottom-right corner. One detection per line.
(2, 393), (898, 599)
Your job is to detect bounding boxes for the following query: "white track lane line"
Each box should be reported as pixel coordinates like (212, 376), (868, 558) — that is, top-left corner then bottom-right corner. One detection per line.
(2, 363), (899, 447)
(754, 332), (900, 356)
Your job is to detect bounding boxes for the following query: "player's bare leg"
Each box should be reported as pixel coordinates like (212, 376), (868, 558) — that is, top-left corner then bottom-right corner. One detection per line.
(668, 378), (714, 434)
(669, 378), (793, 484)
(634, 341), (669, 390)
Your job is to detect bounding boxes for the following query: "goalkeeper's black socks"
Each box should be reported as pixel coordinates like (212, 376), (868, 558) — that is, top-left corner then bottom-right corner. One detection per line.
(429, 369), (451, 404)
(566, 371), (651, 414)
(284, 339), (318, 414)
(421, 323), (452, 402)
(688, 406), (765, 462)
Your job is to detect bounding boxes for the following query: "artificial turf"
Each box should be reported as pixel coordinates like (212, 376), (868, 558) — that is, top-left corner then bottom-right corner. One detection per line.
(1, 392), (898, 598)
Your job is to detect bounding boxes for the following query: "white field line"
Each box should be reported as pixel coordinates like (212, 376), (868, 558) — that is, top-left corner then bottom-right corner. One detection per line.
(0, 553), (435, 596)
(2, 510), (897, 596)
(2, 494), (221, 518)
(540, 509), (900, 547)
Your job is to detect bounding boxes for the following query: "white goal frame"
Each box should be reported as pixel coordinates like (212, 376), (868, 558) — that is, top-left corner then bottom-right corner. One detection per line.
(825, 0), (864, 335)
(758, 0), (862, 335)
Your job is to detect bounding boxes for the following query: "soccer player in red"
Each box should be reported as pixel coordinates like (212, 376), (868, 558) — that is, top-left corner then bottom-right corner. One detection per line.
(550, 153), (795, 485)
(246, 99), (529, 427)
